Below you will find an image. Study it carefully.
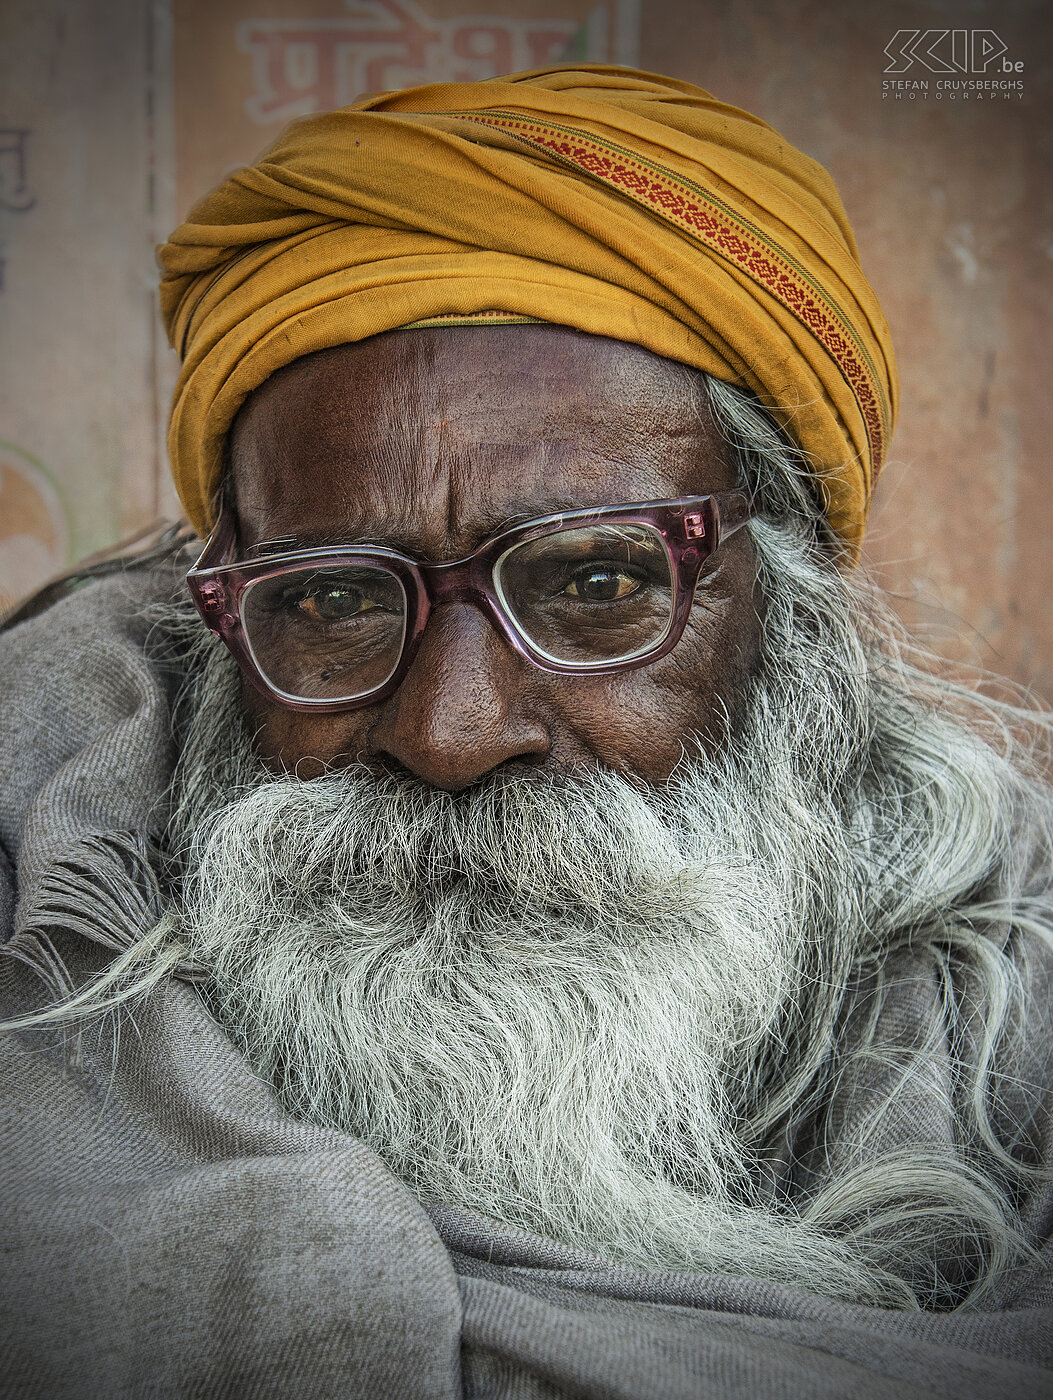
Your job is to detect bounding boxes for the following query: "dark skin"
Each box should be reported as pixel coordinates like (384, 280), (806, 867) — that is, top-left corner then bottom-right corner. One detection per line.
(229, 326), (763, 787)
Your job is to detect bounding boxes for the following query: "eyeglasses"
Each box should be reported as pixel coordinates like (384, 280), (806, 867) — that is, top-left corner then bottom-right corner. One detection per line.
(186, 491), (754, 713)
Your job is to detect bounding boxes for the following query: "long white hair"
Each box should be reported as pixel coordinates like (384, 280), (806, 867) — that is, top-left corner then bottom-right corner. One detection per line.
(707, 377), (1053, 1306)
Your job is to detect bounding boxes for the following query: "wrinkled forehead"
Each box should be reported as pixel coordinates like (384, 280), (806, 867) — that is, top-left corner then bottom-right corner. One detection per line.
(227, 326), (736, 556)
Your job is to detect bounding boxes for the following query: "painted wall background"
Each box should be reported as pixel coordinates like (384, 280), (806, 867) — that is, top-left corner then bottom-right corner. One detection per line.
(1, 0), (1050, 692)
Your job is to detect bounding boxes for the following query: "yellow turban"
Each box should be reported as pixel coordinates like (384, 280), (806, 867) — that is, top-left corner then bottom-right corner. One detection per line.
(160, 65), (897, 553)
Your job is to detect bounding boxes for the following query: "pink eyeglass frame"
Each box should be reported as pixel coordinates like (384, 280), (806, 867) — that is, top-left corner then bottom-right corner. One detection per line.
(186, 490), (755, 713)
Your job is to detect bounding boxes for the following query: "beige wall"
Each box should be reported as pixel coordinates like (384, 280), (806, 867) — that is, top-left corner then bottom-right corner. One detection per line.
(2, 0), (1050, 693)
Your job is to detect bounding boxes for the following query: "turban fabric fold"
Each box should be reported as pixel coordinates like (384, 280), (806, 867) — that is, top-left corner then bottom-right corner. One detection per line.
(159, 65), (897, 553)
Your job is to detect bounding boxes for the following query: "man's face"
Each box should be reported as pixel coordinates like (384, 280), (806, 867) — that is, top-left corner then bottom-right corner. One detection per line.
(229, 326), (762, 785)
(176, 332), (879, 1291)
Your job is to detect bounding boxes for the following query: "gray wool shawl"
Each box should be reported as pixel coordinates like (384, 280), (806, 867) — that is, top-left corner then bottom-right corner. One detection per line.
(1, 563), (1052, 1400)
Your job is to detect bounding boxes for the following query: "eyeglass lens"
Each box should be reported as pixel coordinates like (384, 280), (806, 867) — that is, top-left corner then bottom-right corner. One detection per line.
(242, 565), (409, 701)
(239, 522), (675, 702)
(494, 523), (674, 664)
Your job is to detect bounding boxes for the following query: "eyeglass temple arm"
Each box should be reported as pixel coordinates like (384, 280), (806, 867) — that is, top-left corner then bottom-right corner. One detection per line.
(189, 510), (238, 574)
(716, 489), (756, 541)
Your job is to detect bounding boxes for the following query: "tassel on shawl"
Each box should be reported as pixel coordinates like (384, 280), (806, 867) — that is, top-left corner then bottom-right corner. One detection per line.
(3, 830), (203, 1008)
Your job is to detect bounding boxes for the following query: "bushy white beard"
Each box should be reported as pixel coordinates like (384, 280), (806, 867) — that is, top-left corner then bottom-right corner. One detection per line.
(166, 626), (897, 1302)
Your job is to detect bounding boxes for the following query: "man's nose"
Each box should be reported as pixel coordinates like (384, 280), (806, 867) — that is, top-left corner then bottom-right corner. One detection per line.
(367, 603), (551, 790)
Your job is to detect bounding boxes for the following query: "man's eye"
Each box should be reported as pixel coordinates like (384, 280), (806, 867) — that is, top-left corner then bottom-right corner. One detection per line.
(563, 568), (642, 603)
(294, 587), (377, 622)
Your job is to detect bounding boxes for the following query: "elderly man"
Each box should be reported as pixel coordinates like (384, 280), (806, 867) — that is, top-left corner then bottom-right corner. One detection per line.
(1, 66), (1051, 1399)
